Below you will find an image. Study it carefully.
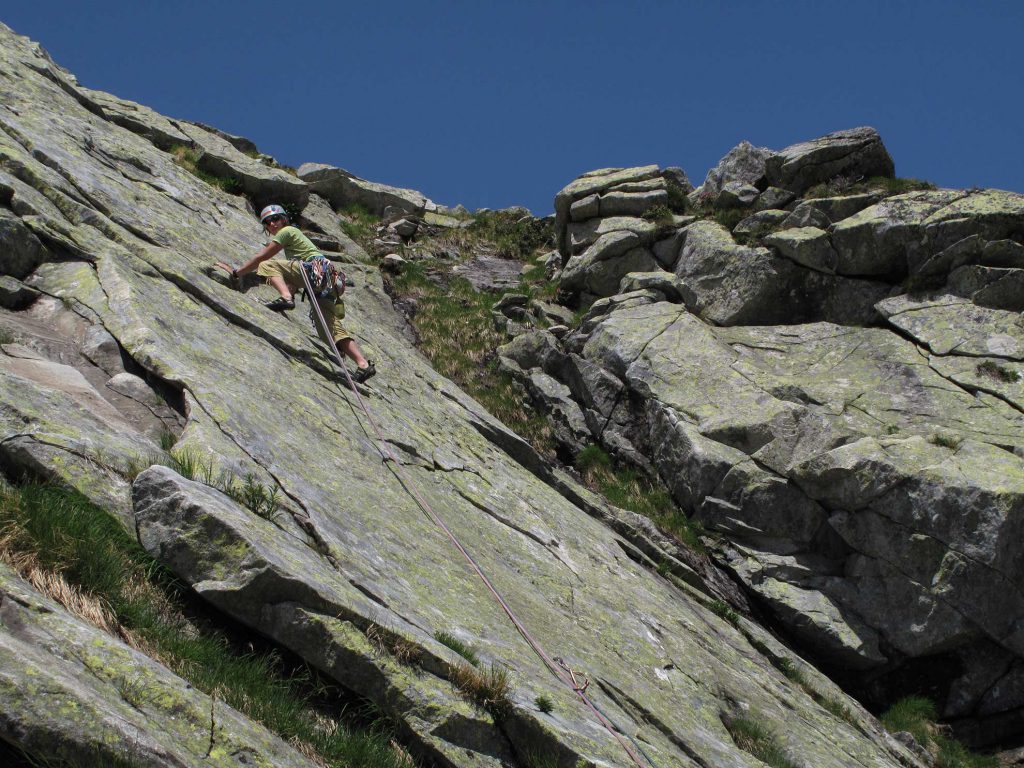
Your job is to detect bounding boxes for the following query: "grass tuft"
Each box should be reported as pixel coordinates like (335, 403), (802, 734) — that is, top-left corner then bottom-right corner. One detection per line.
(880, 696), (937, 748)
(434, 630), (480, 667)
(534, 694), (554, 714)
(929, 433), (963, 450)
(168, 145), (242, 194)
(977, 360), (1020, 383)
(724, 716), (799, 768)
(448, 661), (514, 716)
(339, 203), (380, 247)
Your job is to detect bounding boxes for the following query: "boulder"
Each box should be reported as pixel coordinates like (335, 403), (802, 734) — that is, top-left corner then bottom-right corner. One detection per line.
(781, 203), (832, 231)
(0, 274), (39, 308)
(553, 165), (661, 254)
(699, 140), (771, 200)
(734, 209), (789, 237)
(716, 181), (760, 208)
(298, 163), (435, 217)
(753, 186), (796, 211)
(617, 271), (694, 304)
(765, 227), (839, 273)
(673, 220), (802, 325)
(598, 188), (668, 217)
(765, 127), (895, 195)
(0, 208), (49, 279)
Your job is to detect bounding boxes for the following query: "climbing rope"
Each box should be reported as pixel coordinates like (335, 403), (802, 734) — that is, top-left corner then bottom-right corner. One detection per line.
(299, 266), (656, 768)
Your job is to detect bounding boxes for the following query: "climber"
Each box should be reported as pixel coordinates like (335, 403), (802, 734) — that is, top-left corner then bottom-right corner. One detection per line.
(224, 204), (376, 383)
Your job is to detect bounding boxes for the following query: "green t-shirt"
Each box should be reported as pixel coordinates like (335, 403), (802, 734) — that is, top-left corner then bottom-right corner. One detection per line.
(272, 226), (320, 262)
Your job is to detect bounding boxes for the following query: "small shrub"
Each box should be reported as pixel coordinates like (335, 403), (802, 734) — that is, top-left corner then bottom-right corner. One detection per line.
(0, 328), (16, 345)
(708, 600), (740, 625)
(434, 630), (480, 667)
(712, 208), (748, 231)
(930, 433), (963, 450)
(576, 445), (612, 475)
(725, 716), (799, 768)
(534, 694), (554, 714)
(977, 360), (1019, 383)
(666, 183), (690, 213)
(448, 661), (513, 716)
(642, 204), (674, 223)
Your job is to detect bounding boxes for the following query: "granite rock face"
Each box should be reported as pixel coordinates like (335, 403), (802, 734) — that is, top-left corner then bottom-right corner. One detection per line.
(0, 23), (924, 768)
(515, 125), (1024, 744)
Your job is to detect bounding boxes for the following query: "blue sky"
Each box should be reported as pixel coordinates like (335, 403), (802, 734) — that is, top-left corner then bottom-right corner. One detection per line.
(4, 1), (1022, 214)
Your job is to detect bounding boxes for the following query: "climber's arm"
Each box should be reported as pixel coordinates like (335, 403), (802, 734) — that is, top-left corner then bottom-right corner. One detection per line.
(234, 241), (283, 277)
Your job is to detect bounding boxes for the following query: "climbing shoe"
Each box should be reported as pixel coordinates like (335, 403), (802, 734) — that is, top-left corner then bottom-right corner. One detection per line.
(265, 296), (295, 312)
(353, 361), (376, 383)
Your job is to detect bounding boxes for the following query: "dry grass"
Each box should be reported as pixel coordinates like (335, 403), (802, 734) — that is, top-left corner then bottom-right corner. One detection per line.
(448, 661), (514, 716)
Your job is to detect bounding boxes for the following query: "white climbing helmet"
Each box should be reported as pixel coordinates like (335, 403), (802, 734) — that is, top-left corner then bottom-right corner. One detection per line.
(259, 204), (288, 223)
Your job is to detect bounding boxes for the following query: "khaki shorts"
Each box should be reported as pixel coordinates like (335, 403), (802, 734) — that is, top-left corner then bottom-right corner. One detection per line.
(257, 259), (352, 343)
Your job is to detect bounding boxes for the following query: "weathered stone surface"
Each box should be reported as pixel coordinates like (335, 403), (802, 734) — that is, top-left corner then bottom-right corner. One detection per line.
(569, 192), (599, 221)
(765, 127), (895, 194)
(566, 215), (660, 254)
(947, 265), (1024, 311)
(799, 192), (882, 223)
(75, 87), (194, 149)
(299, 162), (434, 217)
(0, 564), (318, 767)
(598, 189), (667, 218)
(451, 256), (522, 291)
(765, 227), (839, 273)
(877, 293), (1024, 360)
(561, 239), (659, 299)
(673, 220), (801, 325)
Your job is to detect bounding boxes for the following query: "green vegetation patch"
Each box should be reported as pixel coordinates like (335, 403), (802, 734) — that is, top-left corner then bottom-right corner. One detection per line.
(448, 661), (513, 717)
(577, 446), (704, 550)
(724, 716), (799, 768)
(466, 210), (553, 260)
(880, 696), (995, 768)
(385, 262), (557, 456)
(434, 630), (480, 668)
(339, 203), (381, 247)
(168, 145), (242, 195)
(0, 483), (411, 768)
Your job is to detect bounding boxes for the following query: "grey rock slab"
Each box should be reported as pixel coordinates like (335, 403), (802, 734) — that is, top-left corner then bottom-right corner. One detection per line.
(452, 256), (523, 291)
(75, 86), (194, 149)
(765, 127), (895, 194)
(569, 192), (600, 222)
(928, 354), (1024, 412)
(554, 166), (661, 254)
(781, 203), (832, 231)
(801, 192), (883, 223)
(0, 564), (320, 768)
(299, 162), (434, 217)
(764, 227), (839, 273)
(877, 293), (1024, 360)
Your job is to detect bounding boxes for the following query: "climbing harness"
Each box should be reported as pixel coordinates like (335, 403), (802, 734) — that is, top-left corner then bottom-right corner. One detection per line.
(300, 255), (345, 303)
(299, 266), (657, 768)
